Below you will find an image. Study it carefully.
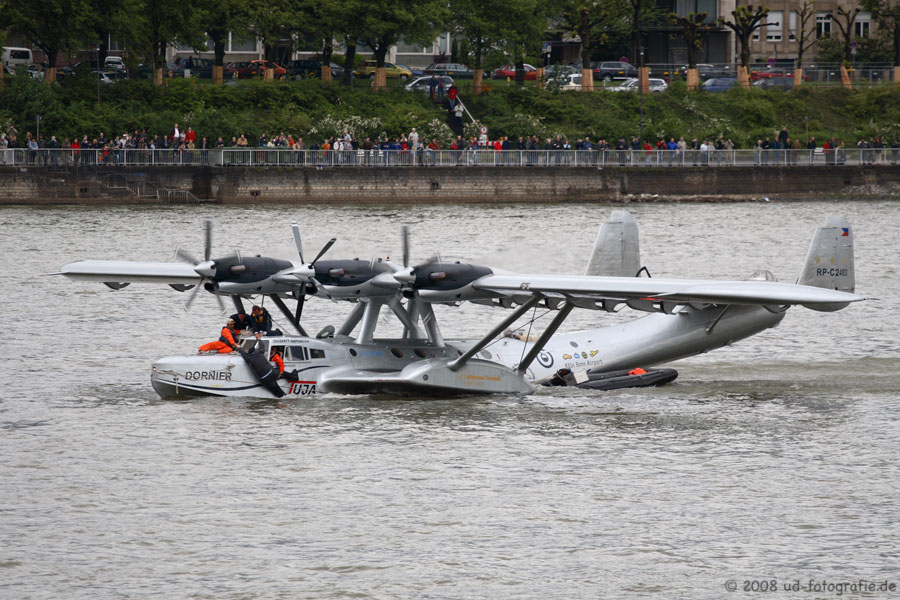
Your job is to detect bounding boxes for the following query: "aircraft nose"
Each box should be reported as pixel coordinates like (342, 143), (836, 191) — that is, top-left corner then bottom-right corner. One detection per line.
(195, 260), (216, 278)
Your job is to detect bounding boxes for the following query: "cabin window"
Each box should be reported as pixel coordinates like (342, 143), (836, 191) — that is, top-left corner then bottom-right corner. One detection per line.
(309, 348), (326, 359)
(286, 345), (309, 361)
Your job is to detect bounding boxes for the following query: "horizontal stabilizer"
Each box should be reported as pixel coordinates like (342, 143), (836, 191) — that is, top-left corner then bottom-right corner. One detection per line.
(585, 210), (640, 277)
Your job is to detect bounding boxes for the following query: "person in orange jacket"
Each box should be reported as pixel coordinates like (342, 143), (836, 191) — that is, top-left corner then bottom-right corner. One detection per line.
(198, 318), (240, 353)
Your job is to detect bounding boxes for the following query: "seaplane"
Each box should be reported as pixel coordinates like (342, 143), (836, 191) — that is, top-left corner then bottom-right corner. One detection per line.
(56, 212), (863, 398)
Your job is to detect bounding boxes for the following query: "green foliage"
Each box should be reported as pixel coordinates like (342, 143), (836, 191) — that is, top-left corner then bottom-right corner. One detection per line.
(3, 78), (900, 147)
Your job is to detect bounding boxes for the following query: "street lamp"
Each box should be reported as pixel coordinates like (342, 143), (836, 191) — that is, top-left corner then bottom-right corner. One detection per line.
(639, 47), (644, 141)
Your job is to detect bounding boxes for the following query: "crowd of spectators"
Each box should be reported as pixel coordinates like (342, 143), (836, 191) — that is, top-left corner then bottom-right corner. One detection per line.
(2, 122), (899, 167)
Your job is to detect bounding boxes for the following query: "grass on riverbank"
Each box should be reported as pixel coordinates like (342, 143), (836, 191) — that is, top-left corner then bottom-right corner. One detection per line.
(1, 73), (899, 147)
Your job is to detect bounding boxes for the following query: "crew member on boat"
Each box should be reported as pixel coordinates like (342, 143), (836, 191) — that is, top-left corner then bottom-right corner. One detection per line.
(229, 309), (253, 334)
(251, 305), (279, 335)
(198, 318), (240, 353)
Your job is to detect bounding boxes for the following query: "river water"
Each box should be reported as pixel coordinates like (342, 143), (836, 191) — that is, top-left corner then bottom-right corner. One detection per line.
(1, 201), (898, 599)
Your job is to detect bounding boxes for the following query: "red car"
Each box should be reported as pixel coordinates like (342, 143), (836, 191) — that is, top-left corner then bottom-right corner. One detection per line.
(750, 67), (810, 82)
(492, 63), (537, 80)
(224, 59), (286, 79)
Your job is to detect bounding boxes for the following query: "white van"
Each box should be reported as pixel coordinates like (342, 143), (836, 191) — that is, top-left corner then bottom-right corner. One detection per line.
(2, 47), (33, 68)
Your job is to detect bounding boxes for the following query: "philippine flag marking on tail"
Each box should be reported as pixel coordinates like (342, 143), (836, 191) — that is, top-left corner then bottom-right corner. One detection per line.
(841, 228), (850, 236)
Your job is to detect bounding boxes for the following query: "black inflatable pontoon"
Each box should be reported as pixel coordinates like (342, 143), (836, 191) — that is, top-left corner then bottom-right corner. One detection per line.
(542, 367), (678, 391)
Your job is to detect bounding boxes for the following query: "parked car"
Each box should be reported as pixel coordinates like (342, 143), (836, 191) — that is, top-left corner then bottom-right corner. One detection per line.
(422, 63), (474, 78)
(608, 77), (668, 92)
(396, 63), (424, 77)
(353, 60), (412, 79)
(591, 61), (638, 81)
(135, 61), (184, 78)
(750, 67), (810, 81)
(557, 73), (584, 91)
(104, 56), (127, 74)
(225, 59), (286, 79)
(404, 75), (454, 93)
(678, 63), (731, 81)
(753, 77), (794, 90)
(177, 57), (214, 78)
(544, 64), (577, 80)
(26, 63), (44, 80)
(283, 59), (349, 80)
(492, 63), (537, 80)
(701, 77), (738, 92)
(2, 64), (15, 76)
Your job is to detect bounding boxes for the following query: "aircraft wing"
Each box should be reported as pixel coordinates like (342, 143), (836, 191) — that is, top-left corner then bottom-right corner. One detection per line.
(472, 274), (865, 308)
(56, 260), (201, 284)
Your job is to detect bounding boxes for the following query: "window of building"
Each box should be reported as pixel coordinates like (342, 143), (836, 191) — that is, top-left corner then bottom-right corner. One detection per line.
(767, 11), (783, 41)
(789, 11), (797, 41)
(229, 34), (257, 53)
(817, 12), (832, 38)
(855, 12), (871, 37)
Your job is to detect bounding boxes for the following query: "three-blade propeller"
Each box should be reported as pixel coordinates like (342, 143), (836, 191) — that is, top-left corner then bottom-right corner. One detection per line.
(176, 219), (225, 312)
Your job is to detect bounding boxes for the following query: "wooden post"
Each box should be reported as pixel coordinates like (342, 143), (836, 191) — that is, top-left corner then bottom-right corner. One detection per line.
(737, 66), (750, 89)
(840, 65), (852, 89)
(535, 67), (544, 89)
(212, 65), (223, 85)
(794, 67), (804, 86)
(686, 67), (699, 91)
(373, 68), (386, 91)
(894, 66), (900, 87)
(154, 67), (163, 86)
(321, 65), (332, 82)
(473, 69), (483, 95)
(263, 67), (274, 82)
(639, 66), (650, 95)
(581, 67), (594, 92)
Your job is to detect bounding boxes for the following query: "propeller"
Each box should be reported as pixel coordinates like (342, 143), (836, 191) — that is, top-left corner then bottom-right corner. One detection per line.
(288, 223), (337, 321)
(394, 226), (439, 297)
(175, 218), (225, 312)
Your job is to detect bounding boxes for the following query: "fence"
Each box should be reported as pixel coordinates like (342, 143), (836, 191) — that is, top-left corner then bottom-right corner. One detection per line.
(2, 147), (899, 169)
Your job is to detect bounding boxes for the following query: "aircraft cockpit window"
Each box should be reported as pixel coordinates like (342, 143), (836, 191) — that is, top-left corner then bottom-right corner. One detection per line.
(309, 348), (326, 359)
(286, 346), (309, 361)
(241, 339), (263, 352)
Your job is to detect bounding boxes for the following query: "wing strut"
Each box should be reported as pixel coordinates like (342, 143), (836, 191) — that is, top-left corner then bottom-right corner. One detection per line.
(516, 301), (575, 374)
(448, 295), (543, 372)
(267, 294), (309, 337)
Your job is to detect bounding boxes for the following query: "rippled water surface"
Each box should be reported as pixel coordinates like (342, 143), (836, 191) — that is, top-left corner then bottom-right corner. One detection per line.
(2, 201), (899, 599)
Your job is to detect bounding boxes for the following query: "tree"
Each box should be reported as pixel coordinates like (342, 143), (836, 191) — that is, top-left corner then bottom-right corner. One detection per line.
(624, 0), (661, 66)
(671, 12), (711, 69)
(831, 5), (861, 63)
(862, 0), (900, 66)
(359, 0), (448, 90)
(794, 1), (819, 68)
(452, 0), (509, 93)
(496, 0), (555, 85)
(196, 0), (250, 84)
(141, 0), (204, 85)
(558, 0), (625, 91)
(1, 0), (96, 84)
(719, 6), (770, 69)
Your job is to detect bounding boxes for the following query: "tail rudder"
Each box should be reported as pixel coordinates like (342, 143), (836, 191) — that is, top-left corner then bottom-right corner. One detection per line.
(797, 216), (854, 311)
(585, 210), (640, 277)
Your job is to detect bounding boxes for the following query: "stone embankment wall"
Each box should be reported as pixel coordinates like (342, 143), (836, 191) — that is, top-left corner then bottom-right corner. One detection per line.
(2, 166), (900, 205)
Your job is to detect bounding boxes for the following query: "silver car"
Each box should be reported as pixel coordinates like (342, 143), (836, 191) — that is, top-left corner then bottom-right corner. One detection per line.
(608, 77), (668, 92)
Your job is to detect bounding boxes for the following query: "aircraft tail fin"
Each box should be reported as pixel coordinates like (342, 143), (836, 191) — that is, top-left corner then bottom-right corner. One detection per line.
(796, 216), (855, 311)
(585, 210), (641, 277)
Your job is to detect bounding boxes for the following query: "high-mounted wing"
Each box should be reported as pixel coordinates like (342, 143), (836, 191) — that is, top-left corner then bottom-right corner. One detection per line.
(57, 260), (201, 285)
(472, 274), (864, 309)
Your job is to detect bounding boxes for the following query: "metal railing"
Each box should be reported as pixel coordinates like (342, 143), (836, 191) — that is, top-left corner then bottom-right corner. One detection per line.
(2, 147), (899, 168)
